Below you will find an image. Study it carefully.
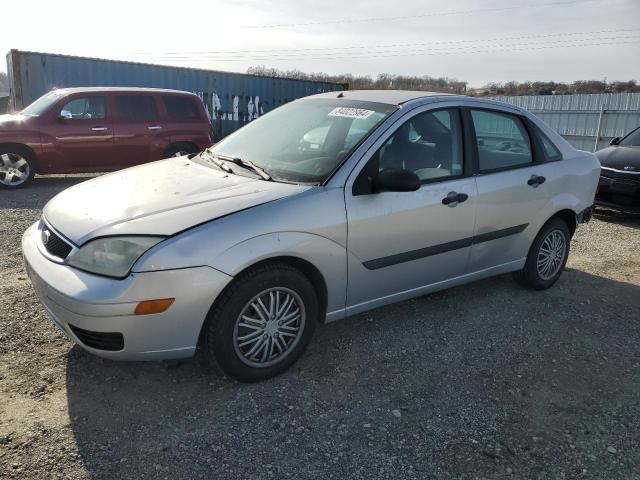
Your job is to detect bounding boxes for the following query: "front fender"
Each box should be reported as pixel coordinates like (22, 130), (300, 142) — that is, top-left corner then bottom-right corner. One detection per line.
(213, 232), (347, 320)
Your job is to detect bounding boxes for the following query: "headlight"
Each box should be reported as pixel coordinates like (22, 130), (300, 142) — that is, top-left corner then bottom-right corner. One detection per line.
(66, 236), (164, 278)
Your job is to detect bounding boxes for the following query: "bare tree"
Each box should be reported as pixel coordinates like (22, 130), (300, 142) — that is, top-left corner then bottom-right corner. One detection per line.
(247, 67), (638, 96)
(247, 66), (467, 94)
(475, 79), (639, 96)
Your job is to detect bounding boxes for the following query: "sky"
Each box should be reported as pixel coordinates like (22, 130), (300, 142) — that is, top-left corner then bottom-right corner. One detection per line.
(1, 0), (639, 87)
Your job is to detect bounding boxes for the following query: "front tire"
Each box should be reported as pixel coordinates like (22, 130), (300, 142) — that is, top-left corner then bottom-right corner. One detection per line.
(201, 263), (318, 382)
(513, 218), (571, 290)
(0, 148), (35, 189)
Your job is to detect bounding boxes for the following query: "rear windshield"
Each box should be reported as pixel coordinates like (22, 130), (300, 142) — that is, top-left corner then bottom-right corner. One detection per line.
(208, 98), (397, 183)
(21, 90), (68, 116)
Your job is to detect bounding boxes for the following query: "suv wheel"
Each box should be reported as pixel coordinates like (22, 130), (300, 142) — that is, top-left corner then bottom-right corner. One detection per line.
(513, 218), (571, 290)
(201, 263), (318, 382)
(0, 148), (35, 189)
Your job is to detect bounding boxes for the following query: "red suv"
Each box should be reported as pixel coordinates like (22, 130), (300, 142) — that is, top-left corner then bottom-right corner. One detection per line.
(0, 87), (215, 188)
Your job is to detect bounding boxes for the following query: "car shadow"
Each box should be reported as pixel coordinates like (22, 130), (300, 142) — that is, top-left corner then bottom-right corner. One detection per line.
(593, 206), (640, 229)
(64, 268), (640, 479)
(0, 174), (101, 209)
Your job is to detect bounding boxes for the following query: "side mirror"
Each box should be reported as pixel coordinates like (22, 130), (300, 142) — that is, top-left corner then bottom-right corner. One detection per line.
(59, 110), (73, 120)
(610, 137), (621, 146)
(373, 168), (420, 193)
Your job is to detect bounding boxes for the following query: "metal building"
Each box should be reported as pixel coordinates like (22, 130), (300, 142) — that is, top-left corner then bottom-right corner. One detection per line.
(5, 50), (345, 137)
(488, 93), (640, 151)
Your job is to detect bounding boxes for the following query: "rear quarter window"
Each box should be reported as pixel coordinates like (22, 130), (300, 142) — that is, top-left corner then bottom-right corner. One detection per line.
(530, 124), (563, 161)
(163, 96), (200, 120)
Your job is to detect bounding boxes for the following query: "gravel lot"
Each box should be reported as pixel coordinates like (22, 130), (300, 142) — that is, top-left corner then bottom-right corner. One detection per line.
(1, 176), (639, 479)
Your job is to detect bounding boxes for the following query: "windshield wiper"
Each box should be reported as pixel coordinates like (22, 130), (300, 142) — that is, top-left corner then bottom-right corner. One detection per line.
(199, 150), (234, 174)
(216, 154), (272, 181)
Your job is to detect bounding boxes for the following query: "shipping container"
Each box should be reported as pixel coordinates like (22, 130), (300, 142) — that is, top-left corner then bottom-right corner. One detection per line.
(6, 50), (345, 138)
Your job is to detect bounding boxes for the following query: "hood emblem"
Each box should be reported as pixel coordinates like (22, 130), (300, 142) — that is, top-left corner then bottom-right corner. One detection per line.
(41, 229), (51, 245)
(623, 166), (636, 171)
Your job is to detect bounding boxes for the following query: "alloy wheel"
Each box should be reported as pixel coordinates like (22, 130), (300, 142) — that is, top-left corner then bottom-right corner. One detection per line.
(0, 153), (30, 187)
(536, 229), (566, 280)
(233, 287), (306, 368)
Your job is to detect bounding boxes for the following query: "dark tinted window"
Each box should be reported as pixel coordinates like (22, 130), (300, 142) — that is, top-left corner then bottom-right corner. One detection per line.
(116, 95), (157, 121)
(163, 96), (199, 120)
(471, 109), (533, 171)
(61, 97), (105, 119)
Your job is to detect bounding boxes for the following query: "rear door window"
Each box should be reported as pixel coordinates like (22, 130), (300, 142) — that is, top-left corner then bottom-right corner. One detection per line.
(470, 109), (533, 172)
(163, 96), (200, 120)
(116, 95), (158, 121)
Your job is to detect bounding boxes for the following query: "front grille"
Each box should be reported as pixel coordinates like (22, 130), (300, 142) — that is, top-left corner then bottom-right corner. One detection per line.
(41, 225), (73, 259)
(69, 325), (124, 351)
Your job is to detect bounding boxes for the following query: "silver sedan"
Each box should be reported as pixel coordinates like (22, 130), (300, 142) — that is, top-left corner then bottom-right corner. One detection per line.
(22, 90), (600, 382)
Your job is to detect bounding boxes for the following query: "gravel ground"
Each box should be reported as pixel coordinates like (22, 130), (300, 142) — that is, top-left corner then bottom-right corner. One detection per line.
(1, 176), (639, 480)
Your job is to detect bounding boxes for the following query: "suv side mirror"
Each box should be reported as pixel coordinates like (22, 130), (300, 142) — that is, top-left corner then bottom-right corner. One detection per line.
(372, 168), (420, 193)
(59, 110), (73, 120)
(610, 137), (621, 146)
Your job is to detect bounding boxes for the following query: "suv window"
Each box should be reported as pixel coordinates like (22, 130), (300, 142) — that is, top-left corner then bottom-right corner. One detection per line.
(61, 97), (106, 119)
(470, 109), (533, 172)
(116, 95), (158, 121)
(163, 96), (199, 120)
(376, 108), (464, 182)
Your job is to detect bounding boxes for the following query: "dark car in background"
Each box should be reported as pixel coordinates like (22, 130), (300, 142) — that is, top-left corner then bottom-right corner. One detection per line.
(0, 87), (214, 189)
(595, 126), (640, 213)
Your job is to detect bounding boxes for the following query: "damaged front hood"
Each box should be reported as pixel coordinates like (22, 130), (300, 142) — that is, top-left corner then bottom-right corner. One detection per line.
(44, 157), (309, 245)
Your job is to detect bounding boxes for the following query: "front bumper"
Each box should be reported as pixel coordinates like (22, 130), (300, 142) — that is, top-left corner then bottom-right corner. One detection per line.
(22, 222), (233, 360)
(596, 173), (640, 213)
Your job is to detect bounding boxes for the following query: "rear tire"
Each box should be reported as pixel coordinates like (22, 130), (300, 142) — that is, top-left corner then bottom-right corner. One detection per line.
(513, 218), (571, 290)
(201, 262), (318, 382)
(0, 147), (35, 189)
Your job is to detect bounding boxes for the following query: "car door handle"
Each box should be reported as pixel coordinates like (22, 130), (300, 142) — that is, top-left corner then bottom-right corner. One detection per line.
(91, 127), (108, 132)
(527, 175), (546, 187)
(442, 191), (469, 206)
(147, 125), (163, 131)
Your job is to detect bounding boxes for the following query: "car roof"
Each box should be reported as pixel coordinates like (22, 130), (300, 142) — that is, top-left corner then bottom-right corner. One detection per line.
(308, 89), (457, 105)
(51, 87), (196, 96)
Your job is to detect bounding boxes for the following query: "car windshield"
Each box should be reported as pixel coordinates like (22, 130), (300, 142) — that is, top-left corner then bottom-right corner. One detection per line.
(21, 90), (68, 116)
(208, 98), (397, 183)
(619, 127), (640, 146)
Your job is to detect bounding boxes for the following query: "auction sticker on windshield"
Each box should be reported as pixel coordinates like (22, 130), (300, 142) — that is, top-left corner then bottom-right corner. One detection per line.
(328, 107), (375, 119)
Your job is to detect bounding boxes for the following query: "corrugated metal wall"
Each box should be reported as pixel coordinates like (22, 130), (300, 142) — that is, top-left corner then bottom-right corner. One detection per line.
(6, 50), (344, 137)
(487, 93), (640, 152)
